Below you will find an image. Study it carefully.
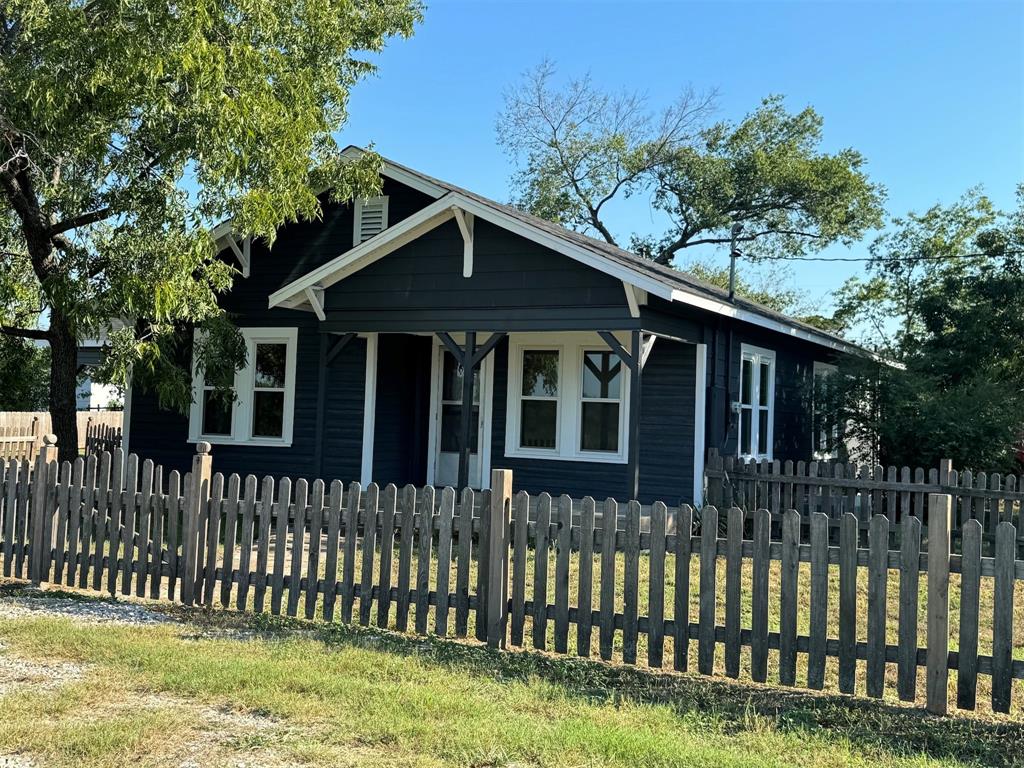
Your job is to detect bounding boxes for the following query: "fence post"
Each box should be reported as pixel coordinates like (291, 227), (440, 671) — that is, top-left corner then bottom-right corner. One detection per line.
(28, 434), (58, 587)
(181, 441), (213, 606)
(926, 492), (952, 715)
(485, 468), (512, 649)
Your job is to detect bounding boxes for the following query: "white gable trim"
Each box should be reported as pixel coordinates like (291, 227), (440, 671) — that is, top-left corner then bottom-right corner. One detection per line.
(269, 191), (675, 310)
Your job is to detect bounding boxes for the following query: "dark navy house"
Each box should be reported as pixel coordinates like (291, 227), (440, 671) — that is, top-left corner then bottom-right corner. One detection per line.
(125, 148), (856, 506)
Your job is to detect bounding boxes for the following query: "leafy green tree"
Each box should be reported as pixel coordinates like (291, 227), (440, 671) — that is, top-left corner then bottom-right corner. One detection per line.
(498, 64), (885, 266)
(827, 187), (1024, 470)
(1, 0), (421, 459)
(0, 337), (49, 410)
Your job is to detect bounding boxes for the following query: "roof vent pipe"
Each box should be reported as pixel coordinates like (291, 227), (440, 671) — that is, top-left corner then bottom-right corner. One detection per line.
(728, 223), (743, 301)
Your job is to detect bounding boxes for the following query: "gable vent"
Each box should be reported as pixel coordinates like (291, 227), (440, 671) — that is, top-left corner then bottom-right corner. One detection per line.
(353, 196), (389, 246)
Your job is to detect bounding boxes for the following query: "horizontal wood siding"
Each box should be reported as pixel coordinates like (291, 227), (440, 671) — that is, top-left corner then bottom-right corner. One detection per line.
(489, 338), (697, 504)
(371, 334), (431, 487)
(322, 219), (633, 331)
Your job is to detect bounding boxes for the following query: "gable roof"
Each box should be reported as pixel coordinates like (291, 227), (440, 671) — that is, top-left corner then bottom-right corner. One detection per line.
(268, 147), (865, 356)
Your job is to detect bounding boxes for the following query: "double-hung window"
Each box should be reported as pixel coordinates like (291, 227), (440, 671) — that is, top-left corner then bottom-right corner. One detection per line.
(189, 327), (298, 446)
(738, 344), (775, 460)
(506, 335), (629, 463)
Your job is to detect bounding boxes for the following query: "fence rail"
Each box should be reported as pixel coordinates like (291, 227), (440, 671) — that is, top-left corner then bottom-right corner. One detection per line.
(1, 439), (1021, 717)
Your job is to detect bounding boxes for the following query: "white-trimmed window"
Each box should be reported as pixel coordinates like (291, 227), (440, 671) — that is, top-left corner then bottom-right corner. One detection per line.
(812, 361), (839, 459)
(353, 196), (389, 245)
(189, 327), (298, 446)
(738, 344), (775, 460)
(505, 334), (629, 464)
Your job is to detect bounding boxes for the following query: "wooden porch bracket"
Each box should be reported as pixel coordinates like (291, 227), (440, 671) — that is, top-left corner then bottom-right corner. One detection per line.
(452, 206), (475, 278)
(434, 331), (507, 489)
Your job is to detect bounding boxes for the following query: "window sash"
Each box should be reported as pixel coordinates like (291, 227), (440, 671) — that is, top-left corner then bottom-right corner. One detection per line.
(739, 346), (775, 460)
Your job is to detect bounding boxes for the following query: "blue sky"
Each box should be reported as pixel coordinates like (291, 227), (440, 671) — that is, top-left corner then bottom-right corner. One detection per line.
(338, 0), (1023, 311)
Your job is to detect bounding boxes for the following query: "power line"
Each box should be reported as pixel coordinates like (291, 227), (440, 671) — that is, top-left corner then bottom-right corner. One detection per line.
(741, 250), (1024, 264)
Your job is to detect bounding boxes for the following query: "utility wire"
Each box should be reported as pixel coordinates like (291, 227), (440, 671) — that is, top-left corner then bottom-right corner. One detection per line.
(739, 250), (1023, 264)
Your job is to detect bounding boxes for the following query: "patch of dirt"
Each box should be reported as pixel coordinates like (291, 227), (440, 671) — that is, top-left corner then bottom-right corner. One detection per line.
(0, 595), (173, 626)
(0, 642), (84, 698)
(0, 755), (36, 767)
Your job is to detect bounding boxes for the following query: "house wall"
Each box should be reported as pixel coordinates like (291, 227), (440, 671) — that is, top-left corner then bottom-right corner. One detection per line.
(371, 334), (432, 487)
(488, 336), (697, 505)
(321, 219), (635, 333)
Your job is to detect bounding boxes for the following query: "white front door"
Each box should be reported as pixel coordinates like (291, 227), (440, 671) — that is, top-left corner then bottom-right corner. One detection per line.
(430, 344), (492, 489)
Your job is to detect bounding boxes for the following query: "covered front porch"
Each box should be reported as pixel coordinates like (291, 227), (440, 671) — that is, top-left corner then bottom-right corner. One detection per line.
(313, 324), (706, 505)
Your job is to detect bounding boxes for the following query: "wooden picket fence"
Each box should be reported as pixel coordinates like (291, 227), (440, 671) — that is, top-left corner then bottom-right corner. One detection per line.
(706, 450), (1024, 551)
(0, 412), (122, 459)
(1, 438), (1021, 716)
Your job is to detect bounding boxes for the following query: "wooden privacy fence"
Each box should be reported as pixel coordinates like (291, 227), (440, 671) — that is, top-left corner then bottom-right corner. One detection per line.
(2, 439), (1021, 716)
(0, 412), (122, 459)
(706, 450), (1024, 548)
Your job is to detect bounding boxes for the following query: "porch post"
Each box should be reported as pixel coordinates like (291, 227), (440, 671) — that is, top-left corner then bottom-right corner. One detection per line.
(627, 329), (642, 501)
(457, 331), (477, 490)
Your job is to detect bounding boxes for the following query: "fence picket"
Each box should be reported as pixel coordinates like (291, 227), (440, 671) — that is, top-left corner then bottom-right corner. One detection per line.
(374, 483), (395, 627)
(532, 492), (552, 651)
(268, 476), (288, 615)
(52, 461), (71, 586)
(673, 505), (693, 672)
(991, 522), (1015, 714)
(553, 494), (572, 654)
(598, 497), (616, 661)
(808, 512), (829, 690)
(164, 470), (181, 601)
(202, 473), (224, 608)
(287, 478), (307, 617)
(576, 496), (595, 657)
(697, 505), (718, 676)
(220, 475), (241, 607)
(926, 494), (952, 715)
(866, 514), (889, 698)
(648, 501), (667, 668)
(779, 509), (800, 686)
(77, 454), (98, 589)
(394, 484), (415, 631)
(956, 519), (981, 710)
(435, 486), (456, 637)
(236, 474), (258, 612)
(115, 456), (131, 593)
(510, 491), (529, 647)
(454, 488), (474, 637)
(324, 479), (344, 623)
(307, 479), (327, 621)
(253, 475), (274, 613)
(750, 508), (770, 682)
(358, 483), (378, 626)
(415, 485), (435, 635)
(622, 499), (641, 665)
(1, 459), (18, 577)
(91, 451), (111, 591)
(838, 512), (858, 694)
(897, 513), (921, 702)
(343, 481), (363, 624)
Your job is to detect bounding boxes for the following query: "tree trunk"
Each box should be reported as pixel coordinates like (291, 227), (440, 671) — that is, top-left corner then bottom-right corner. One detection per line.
(48, 313), (79, 463)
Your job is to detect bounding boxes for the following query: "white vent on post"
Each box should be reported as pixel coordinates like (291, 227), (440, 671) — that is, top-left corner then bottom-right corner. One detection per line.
(353, 196), (389, 246)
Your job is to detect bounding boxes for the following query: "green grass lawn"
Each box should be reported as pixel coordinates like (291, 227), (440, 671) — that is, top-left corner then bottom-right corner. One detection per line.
(0, 585), (1021, 768)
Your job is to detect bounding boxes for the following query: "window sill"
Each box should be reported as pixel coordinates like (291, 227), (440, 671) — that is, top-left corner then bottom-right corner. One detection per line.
(189, 437), (293, 449)
(504, 446), (628, 465)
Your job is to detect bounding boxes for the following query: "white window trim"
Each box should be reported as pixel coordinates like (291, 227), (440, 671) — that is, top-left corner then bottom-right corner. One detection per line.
(188, 327), (299, 447)
(352, 195), (389, 246)
(812, 360), (840, 460)
(738, 343), (776, 461)
(504, 332), (630, 465)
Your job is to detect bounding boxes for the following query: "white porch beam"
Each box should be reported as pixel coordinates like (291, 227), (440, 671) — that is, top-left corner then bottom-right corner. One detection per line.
(305, 286), (326, 322)
(622, 283), (647, 319)
(452, 206), (475, 277)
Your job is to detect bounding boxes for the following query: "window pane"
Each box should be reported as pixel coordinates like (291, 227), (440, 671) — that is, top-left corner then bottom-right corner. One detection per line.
(581, 401), (619, 452)
(252, 391), (285, 438)
(758, 409), (769, 454)
(740, 409), (752, 455)
(254, 343), (287, 388)
(741, 359), (753, 405)
(522, 351), (558, 397)
(440, 404), (479, 452)
(759, 361), (771, 407)
(442, 352), (479, 404)
(202, 390), (232, 436)
(520, 400), (557, 449)
(582, 351), (621, 399)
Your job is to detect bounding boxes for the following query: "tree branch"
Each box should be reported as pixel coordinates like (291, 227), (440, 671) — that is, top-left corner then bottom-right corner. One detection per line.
(48, 205), (112, 236)
(0, 325), (49, 341)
